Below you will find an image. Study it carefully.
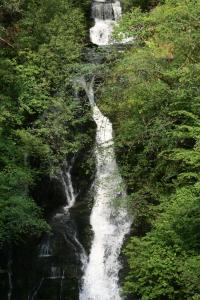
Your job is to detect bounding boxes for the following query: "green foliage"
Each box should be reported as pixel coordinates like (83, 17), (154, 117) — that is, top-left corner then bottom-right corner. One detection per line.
(0, 196), (49, 246)
(99, 0), (200, 298)
(124, 187), (200, 299)
(0, 0), (92, 247)
(122, 0), (161, 12)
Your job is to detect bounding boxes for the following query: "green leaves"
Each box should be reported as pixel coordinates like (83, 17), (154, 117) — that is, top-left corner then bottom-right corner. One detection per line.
(99, 0), (200, 298)
(123, 187), (200, 299)
(0, 196), (49, 246)
(0, 0), (92, 248)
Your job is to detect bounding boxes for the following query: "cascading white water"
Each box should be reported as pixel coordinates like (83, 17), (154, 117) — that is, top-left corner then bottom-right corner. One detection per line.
(80, 102), (131, 300)
(90, 0), (121, 45)
(60, 160), (76, 210)
(34, 160), (87, 299)
(57, 161), (88, 270)
(80, 1), (131, 299)
(39, 237), (52, 257)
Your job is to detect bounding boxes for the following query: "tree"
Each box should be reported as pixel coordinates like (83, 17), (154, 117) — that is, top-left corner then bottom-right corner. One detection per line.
(0, 0), (92, 247)
(99, 0), (200, 298)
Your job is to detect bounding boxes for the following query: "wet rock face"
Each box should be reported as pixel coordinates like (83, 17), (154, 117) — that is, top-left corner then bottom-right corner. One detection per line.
(31, 176), (67, 216)
(0, 253), (8, 300)
(9, 236), (80, 300)
(27, 213), (83, 300)
(92, 2), (115, 20)
(0, 193), (92, 300)
(0, 144), (95, 300)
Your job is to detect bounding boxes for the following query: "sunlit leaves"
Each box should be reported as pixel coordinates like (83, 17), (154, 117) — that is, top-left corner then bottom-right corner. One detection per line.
(99, 0), (200, 298)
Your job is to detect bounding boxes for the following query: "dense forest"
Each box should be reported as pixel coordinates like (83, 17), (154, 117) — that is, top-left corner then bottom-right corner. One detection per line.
(0, 0), (92, 246)
(100, 0), (200, 299)
(0, 1), (94, 297)
(1, 0), (200, 299)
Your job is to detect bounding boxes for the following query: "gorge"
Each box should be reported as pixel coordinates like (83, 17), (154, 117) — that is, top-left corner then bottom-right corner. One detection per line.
(33, 1), (131, 299)
(1, 0), (200, 299)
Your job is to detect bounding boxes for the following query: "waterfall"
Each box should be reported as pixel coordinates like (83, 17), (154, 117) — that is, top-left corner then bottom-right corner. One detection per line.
(39, 236), (52, 257)
(49, 266), (63, 279)
(58, 160), (88, 270)
(92, 2), (114, 20)
(80, 78), (131, 300)
(54, 160), (88, 271)
(60, 160), (76, 210)
(32, 159), (87, 299)
(90, 0), (122, 45)
(80, 2), (131, 299)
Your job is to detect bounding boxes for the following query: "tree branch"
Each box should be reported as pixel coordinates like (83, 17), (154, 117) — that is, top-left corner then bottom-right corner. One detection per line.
(0, 37), (14, 48)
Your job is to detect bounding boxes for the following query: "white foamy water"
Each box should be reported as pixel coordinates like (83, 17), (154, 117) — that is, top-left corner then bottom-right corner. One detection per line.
(60, 160), (76, 210)
(59, 161), (88, 270)
(80, 103), (131, 300)
(90, 0), (121, 45)
(79, 1), (132, 299)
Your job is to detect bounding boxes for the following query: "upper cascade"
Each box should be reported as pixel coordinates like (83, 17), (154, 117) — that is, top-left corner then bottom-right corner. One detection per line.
(92, 2), (114, 20)
(90, 0), (122, 45)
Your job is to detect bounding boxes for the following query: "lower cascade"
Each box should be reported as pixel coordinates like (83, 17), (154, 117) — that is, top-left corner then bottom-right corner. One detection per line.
(80, 80), (131, 300)
(30, 160), (87, 300)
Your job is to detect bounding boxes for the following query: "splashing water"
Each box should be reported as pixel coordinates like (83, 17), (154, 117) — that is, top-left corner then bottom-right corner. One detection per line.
(80, 1), (132, 299)
(60, 160), (76, 210)
(33, 160), (87, 300)
(90, 0), (122, 45)
(80, 102), (131, 300)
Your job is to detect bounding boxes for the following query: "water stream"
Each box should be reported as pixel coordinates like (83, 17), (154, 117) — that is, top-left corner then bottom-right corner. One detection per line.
(79, 1), (131, 299)
(90, 0), (121, 45)
(30, 160), (87, 300)
(3, 2), (131, 299)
